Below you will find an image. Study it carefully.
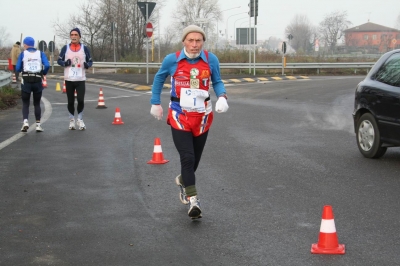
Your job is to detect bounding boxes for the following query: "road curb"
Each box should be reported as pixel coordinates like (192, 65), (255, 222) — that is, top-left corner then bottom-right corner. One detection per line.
(222, 76), (309, 83)
(46, 74), (309, 91)
(46, 74), (153, 91)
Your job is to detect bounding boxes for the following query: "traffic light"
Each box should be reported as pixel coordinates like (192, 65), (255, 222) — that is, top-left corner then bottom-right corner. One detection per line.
(248, 0), (258, 17)
(282, 42), (287, 54)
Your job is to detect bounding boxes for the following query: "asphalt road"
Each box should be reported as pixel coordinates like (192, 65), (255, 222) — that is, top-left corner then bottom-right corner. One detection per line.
(1, 76), (400, 265)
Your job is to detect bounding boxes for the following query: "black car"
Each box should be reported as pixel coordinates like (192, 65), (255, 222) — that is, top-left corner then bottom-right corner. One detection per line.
(353, 49), (400, 158)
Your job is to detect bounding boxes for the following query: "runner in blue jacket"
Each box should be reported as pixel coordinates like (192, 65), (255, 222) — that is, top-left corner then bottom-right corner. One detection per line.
(16, 36), (50, 132)
(150, 25), (229, 219)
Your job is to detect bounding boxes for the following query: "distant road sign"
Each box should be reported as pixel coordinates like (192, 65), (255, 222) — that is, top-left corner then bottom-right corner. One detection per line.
(146, 22), (153, 38)
(392, 39), (397, 44)
(48, 41), (55, 52)
(138, 2), (156, 21)
(236, 28), (257, 45)
(39, 40), (47, 52)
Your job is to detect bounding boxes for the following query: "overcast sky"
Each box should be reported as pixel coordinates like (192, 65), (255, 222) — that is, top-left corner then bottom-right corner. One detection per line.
(1, 0), (399, 47)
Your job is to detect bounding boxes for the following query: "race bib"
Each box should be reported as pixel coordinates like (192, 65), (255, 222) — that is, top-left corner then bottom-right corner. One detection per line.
(68, 67), (83, 79)
(180, 88), (209, 112)
(26, 61), (41, 72)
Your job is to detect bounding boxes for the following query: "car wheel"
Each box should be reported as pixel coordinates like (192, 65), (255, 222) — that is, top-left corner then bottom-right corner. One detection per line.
(356, 113), (387, 159)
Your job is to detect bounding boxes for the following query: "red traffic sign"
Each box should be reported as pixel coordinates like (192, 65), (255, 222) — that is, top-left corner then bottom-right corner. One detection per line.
(146, 22), (153, 38)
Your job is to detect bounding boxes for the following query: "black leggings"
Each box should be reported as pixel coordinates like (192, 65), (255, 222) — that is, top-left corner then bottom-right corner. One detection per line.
(171, 127), (209, 188)
(21, 91), (42, 121)
(66, 81), (85, 116)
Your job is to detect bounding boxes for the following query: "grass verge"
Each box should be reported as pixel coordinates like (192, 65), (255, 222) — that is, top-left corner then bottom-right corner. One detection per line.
(0, 85), (21, 110)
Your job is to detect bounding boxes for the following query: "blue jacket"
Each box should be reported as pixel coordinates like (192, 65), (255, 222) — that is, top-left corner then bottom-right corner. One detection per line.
(16, 48), (50, 75)
(150, 49), (226, 105)
(57, 43), (93, 68)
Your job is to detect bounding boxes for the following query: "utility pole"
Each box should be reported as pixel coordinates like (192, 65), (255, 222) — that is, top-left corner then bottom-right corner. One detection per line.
(112, 22), (116, 73)
(158, 8), (160, 62)
(146, 4), (149, 84)
(248, 0), (258, 75)
(137, 1), (156, 84)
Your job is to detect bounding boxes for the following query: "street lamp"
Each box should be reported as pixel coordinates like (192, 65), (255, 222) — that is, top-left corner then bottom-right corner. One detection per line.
(234, 17), (248, 45)
(216, 6), (241, 50)
(226, 12), (247, 44)
(222, 6), (241, 12)
(240, 21), (250, 27)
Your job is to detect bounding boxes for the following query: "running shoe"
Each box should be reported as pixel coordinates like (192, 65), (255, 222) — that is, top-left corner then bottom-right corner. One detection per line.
(69, 119), (76, 130)
(77, 119), (86, 130)
(36, 124), (44, 132)
(175, 174), (189, 205)
(188, 196), (202, 219)
(21, 121), (29, 132)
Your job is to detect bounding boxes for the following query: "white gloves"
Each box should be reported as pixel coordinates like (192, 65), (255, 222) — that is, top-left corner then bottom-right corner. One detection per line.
(150, 104), (163, 120)
(215, 97), (229, 113)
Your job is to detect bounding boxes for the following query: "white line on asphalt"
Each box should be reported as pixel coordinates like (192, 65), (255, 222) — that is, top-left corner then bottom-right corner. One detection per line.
(0, 97), (52, 151)
(51, 95), (141, 105)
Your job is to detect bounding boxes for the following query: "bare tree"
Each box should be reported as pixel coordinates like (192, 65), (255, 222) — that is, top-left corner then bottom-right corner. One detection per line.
(169, 0), (222, 49)
(159, 25), (179, 54)
(53, 0), (166, 61)
(395, 13), (400, 29)
(285, 15), (315, 54)
(53, 1), (109, 60)
(0, 26), (10, 47)
(319, 10), (351, 52)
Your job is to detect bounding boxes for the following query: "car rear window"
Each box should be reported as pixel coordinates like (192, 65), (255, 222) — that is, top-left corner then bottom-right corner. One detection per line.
(374, 53), (400, 87)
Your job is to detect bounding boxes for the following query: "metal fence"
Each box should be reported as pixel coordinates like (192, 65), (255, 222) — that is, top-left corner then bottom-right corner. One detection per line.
(0, 60), (375, 74)
(0, 70), (12, 88)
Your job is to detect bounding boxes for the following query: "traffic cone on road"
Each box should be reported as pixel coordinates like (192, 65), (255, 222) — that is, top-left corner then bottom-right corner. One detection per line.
(112, 107), (124, 125)
(311, 205), (345, 254)
(12, 73), (16, 83)
(62, 81), (66, 93)
(42, 75), (47, 88)
(96, 88), (107, 109)
(147, 138), (169, 164)
(56, 82), (61, 91)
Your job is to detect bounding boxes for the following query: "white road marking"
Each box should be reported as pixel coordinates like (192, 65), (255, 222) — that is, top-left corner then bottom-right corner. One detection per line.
(0, 97), (52, 151)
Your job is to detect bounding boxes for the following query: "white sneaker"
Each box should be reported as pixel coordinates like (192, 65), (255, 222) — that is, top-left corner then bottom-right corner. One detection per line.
(21, 121), (29, 132)
(77, 119), (86, 130)
(36, 124), (44, 132)
(69, 119), (76, 130)
(188, 196), (202, 219)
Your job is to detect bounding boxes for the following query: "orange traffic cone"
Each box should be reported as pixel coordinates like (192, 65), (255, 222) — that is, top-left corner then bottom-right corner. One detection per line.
(147, 138), (169, 164)
(311, 205), (345, 254)
(42, 75), (47, 88)
(112, 107), (124, 125)
(12, 73), (16, 83)
(62, 81), (66, 93)
(96, 88), (107, 109)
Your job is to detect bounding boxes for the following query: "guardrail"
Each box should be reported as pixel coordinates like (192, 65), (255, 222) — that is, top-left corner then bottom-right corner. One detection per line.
(0, 60), (375, 74)
(0, 70), (12, 88)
